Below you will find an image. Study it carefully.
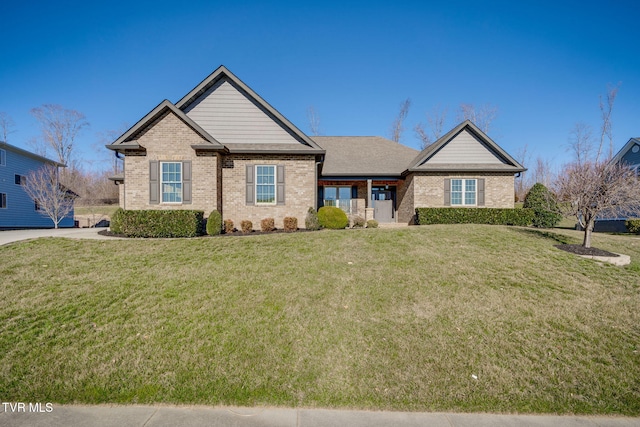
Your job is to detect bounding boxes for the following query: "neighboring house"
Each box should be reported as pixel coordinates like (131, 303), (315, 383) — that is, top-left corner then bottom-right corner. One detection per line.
(107, 66), (524, 227)
(593, 137), (640, 232)
(0, 142), (75, 229)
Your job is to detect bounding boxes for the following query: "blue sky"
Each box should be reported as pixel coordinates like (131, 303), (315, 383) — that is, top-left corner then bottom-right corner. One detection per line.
(1, 0), (638, 172)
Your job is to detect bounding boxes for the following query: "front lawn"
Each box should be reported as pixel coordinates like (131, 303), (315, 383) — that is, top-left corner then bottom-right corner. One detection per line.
(1, 225), (639, 414)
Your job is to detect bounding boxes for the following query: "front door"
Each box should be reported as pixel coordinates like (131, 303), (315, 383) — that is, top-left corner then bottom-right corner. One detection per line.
(372, 188), (394, 222)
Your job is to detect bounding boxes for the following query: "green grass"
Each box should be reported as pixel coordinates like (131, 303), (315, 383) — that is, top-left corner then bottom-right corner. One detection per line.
(1, 225), (639, 414)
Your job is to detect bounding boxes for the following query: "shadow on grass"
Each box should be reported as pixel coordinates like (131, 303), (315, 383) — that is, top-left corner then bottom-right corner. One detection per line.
(513, 227), (573, 245)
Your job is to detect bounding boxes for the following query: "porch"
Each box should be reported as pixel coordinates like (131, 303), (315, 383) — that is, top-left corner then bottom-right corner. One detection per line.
(318, 179), (401, 223)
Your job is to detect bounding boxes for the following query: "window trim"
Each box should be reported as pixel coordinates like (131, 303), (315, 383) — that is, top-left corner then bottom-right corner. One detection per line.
(450, 178), (477, 206)
(0, 193), (6, 209)
(160, 161), (183, 203)
(255, 165), (277, 205)
(0, 149), (5, 166)
(15, 174), (25, 186)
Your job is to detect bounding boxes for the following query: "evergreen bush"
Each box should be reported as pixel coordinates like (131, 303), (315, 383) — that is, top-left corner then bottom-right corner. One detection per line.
(523, 183), (563, 228)
(305, 207), (321, 230)
(206, 210), (222, 235)
(318, 206), (349, 229)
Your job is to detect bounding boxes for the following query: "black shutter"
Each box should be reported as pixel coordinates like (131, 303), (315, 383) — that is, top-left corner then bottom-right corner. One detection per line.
(477, 178), (485, 206)
(351, 186), (358, 199)
(149, 161), (159, 204)
(444, 178), (451, 206)
(276, 165), (285, 205)
(182, 161), (192, 204)
(246, 165), (254, 205)
(317, 186), (324, 209)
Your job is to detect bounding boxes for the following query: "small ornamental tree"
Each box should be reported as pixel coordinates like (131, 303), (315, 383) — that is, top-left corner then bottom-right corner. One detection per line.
(23, 164), (76, 228)
(523, 183), (562, 228)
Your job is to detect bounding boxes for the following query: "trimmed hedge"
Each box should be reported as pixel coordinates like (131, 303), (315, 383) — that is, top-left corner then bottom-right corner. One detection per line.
(206, 210), (222, 235)
(110, 208), (125, 234)
(261, 218), (275, 232)
(416, 207), (535, 226)
(283, 216), (298, 232)
(366, 219), (379, 228)
(318, 206), (349, 229)
(626, 219), (640, 234)
(110, 209), (204, 238)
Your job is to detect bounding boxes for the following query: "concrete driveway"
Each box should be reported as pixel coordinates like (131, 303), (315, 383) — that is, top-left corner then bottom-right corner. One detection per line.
(0, 228), (121, 246)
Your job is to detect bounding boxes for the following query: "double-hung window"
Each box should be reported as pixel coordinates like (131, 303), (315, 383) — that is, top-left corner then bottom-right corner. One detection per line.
(161, 162), (182, 203)
(0, 193), (6, 209)
(256, 165), (276, 205)
(451, 178), (477, 206)
(0, 149), (5, 166)
(15, 174), (25, 185)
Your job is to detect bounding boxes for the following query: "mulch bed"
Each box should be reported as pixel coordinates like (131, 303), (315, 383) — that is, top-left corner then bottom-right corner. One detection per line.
(554, 244), (619, 257)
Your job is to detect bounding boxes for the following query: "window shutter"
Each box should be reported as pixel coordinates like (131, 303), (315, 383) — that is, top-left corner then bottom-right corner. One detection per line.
(444, 178), (451, 206)
(182, 161), (192, 204)
(246, 165), (254, 205)
(477, 178), (485, 206)
(149, 161), (159, 204)
(351, 186), (358, 199)
(276, 165), (285, 205)
(317, 186), (324, 209)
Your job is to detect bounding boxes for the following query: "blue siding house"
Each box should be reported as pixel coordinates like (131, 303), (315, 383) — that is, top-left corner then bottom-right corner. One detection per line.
(0, 142), (74, 229)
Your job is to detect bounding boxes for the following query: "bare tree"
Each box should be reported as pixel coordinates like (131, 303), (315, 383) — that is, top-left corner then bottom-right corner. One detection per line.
(532, 156), (555, 189)
(457, 103), (497, 133)
(568, 122), (594, 167)
(307, 106), (322, 136)
(556, 85), (640, 248)
(556, 161), (640, 248)
(414, 106), (447, 149)
(514, 144), (532, 202)
(0, 112), (16, 143)
(22, 165), (75, 229)
(598, 83), (620, 161)
(390, 98), (411, 143)
(30, 104), (89, 173)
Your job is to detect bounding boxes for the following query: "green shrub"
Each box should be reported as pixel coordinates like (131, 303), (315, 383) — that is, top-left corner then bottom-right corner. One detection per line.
(415, 207), (534, 226)
(206, 210), (222, 235)
(110, 208), (125, 234)
(318, 206), (349, 229)
(224, 219), (234, 234)
(241, 220), (253, 233)
(110, 210), (204, 238)
(283, 216), (298, 232)
(305, 207), (321, 230)
(523, 183), (563, 228)
(626, 218), (640, 234)
(351, 216), (366, 228)
(366, 219), (379, 228)
(261, 218), (275, 232)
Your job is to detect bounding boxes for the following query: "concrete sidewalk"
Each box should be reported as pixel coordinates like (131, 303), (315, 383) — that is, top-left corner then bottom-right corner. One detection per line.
(0, 227), (121, 246)
(1, 405), (638, 427)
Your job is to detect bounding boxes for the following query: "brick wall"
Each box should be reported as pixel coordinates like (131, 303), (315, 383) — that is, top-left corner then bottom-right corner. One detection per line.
(221, 154), (316, 229)
(122, 111), (220, 215)
(411, 172), (515, 209)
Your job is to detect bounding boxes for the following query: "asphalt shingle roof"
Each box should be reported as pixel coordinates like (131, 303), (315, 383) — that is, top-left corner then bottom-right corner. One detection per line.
(312, 136), (419, 176)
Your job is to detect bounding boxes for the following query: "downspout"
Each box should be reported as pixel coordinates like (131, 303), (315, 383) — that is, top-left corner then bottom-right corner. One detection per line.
(315, 160), (322, 210)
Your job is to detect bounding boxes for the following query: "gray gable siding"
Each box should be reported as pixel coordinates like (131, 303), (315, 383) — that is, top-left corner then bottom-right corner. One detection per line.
(0, 147), (74, 228)
(183, 78), (301, 145)
(621, 142), (640, 166)
(427, 129), (506, 164)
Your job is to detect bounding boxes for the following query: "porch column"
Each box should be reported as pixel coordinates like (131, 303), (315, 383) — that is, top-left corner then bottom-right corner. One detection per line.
(365, 179), (374, 222)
